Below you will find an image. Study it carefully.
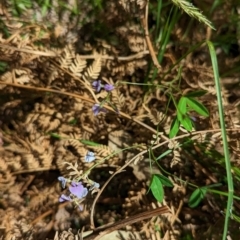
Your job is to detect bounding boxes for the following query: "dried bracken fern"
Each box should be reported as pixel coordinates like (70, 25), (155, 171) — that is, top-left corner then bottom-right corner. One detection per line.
(119, 0), (147, 15)
(0, 1), (240, 240)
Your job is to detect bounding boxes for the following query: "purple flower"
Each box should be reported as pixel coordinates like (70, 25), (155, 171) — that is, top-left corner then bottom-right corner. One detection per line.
(90, 182), (100, 190)
(69, 182), (88, 199)
(104, 84), (114, 92)
(59, 194), (72, 202)
(92, 80), (115, 93)
(85, 151), (95, 163)
(58, 181), (88, 203)
(58, 176), (67, 188)
(92, 103), (106, 116)
(92, 80), (102, 92)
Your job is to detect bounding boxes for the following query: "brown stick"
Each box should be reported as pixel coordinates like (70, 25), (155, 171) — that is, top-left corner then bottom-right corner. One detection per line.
(141, 1), (162, 72)
(86, 206), (169, 240)
(0, 82), (158, 134)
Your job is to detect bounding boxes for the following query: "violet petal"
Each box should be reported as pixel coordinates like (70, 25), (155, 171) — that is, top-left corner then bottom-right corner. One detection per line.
(59, 194), (71, 202)
(69, 182), (88, 199)
(104, 84), (114, 92)
(92, 80), (102, 92)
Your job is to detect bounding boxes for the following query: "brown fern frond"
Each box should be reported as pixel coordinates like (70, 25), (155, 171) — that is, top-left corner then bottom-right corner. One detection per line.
(69, 54), (87, 77)
(119, 0), (147, 15)
(28, 185), (56, 210)
(58, 46), (75, 69)
(83, 57), (101, 81)
(92, 144), (114, 158)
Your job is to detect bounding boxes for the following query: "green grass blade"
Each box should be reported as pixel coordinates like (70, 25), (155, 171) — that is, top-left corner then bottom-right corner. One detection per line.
(207, 40), (234, 240)
(157, 6), (180, 64)
(155, 0), (163, 42)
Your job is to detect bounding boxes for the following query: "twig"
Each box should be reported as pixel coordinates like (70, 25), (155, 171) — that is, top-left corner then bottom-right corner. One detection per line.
(20, 175), (35, 195)
(0, 43), (149, 60)
(172, 200), (183, 226)
(0, 43), (57, 56)
(77, 51), (149, 61)
(163, 200), (183, 239)
(0, 82), (158, 134)
(31, 201), (69, 225)
(1, 81), (239, 142)
(86, 206), (169, 240)
(31, 209), (53, 225)
(141, 1), (162, 72)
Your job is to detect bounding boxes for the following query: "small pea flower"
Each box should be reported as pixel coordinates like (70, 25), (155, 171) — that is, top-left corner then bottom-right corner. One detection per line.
(69, 182), (88, 199)
(104, 84), (114, 92)
(58, 181), (88, 203)
(58, 176), (67, 188)
(92, 80), (115, 92)
(85, 151), (95, 163)
(92, 103), (107, 116)
(92, 80), (102, 92)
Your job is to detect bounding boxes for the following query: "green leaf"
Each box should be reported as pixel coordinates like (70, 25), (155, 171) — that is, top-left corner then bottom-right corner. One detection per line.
(177, 97), (187, 121)
(80, 139), (101, 146)
(154, 174), (174, 187)
(181, 115), (193, 131)
(186, 98), (209, 117)
(49, 132), (62, 139)
(188, 187), (207, 208)
(169, 116), (180, 138)
(150, 175), (164, 202)
(184, 90), (207, 98)
(156, 149), (172, 161)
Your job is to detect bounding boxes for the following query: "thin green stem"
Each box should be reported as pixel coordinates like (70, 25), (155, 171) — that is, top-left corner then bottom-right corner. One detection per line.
(155, 0), (162, 42)
(207, 41), (234, 240)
